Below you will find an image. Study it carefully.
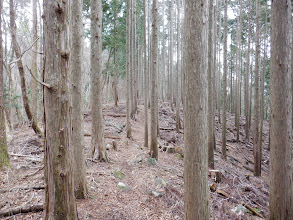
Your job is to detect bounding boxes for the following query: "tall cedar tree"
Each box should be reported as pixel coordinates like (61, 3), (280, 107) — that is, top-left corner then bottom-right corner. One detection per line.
(222, 0), (228, 159)
(269, 0), (293, 218)
(253, 0), (261, 176)
(71, 0), (87, 198)
(150, 0), (158, 160)
(184, 0), (210, 219)
(43, 0), (77, 218)
(90, 0), (108, 161)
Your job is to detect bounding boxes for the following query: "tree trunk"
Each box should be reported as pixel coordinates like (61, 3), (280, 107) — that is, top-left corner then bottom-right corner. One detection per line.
(9, 0), (42, 136)
(31, 0), (38, 120)
(259, 1), (267, 160)
(222, 0), (228, 159)
(150, 0), (158, 160)
(245, 1), (251, 140)
(143, 0), (148, 148)
(90, 0), (108, 161)
(71, 0), (87, 199)
(269, 0), (293, 218)
(169, 0), (174, 107)
(126, 0), (132, 138)
(43, 0), (77, 218)
(253, 0), (261, 176)
(0, 0), (8, 168)
(216, 0), (221, 125)
(208, 0), (215, 168)
(175, 0), (181, 133)
(235, 0), (243, 143)
(184, 0), (210, 219)
(113, 0), (118, 107)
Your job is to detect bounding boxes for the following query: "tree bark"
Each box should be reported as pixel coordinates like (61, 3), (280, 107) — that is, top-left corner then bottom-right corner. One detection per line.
(222, 0), (228, 159)
(245, 1), (251, 140)
(269, 0), (293, 218)
(208, 0), (215, 168)
(113, 0), (119, 107)
(9, 0), (42, 136)
(235, 0), (243, 143)
(169, 0), (174, 107)
(90, 0), (108, 161)
(184, 0), (210, 219)
(31, 0), (38, 120)
(253, 0), (261, 176)
(70, 0), (87, 199)
(126, 0), (132, 138)
(150, 0), (158, 160)
(175, 0), (181, 133)
(43, 0), (77, 218)
(259, 1), (267, 159)
(143, 0), (148, 148)
(0, 0), (8, 168)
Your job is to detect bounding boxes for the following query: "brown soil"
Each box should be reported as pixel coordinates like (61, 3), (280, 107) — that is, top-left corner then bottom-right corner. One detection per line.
(0, 103), (269, 219)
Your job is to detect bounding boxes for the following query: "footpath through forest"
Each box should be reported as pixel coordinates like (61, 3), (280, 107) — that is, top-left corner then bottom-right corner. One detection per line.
(0, 103), (269, 219)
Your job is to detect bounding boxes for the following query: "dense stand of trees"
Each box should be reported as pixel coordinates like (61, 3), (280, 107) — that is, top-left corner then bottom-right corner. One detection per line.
(0, 0), (292, 219)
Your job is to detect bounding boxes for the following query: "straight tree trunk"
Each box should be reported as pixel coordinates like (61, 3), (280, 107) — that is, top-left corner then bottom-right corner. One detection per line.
(235, 0), (243, 143)
(216, 0), (221, 125)
(150, 0), (158, 160)
(222, 0), (228, 159)
(175, 0), (181, 133)
(43, 0), (77, 218)
(208, 0), (215, 168)
(0, 0), (8, 168)
(143, 0), (148, 148)
(169, 0), (174, 107)
(9, 0), (42, 136)
(31, 0), (38, 120)
(259, 1), (267, 155)
(113, 0), (118, 107)
(70, 0), (87, 199)
(249, 60), (253, 129)
(90, 0), (108, 161)
(184, 0), (209, 219)
(269, 0), (293, 218)
(126, 0), (132, 138)
(162, 1), (166, 102)
(245, 1), (251, 140)
(253, 0), (261, 176)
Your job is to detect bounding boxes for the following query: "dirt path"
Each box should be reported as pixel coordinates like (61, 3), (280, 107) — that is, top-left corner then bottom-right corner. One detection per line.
(0, 103), (269, 219)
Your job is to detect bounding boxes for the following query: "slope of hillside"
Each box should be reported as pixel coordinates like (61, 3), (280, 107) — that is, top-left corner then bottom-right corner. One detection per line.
(0, 103), (269, 219)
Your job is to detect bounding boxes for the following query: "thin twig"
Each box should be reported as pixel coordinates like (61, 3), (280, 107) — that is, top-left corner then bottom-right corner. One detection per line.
(9, 37), (40, 66)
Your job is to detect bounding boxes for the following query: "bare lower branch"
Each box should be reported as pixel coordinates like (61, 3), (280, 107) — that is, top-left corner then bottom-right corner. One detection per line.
(26, 65), (51, 89)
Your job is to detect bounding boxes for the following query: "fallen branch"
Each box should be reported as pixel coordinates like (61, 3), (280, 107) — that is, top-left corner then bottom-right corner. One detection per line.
(9, 153), (43, 162)
(83, 133), (121, 139)
(217, 189), (231, 198)
(243, 165), (254, 173)
(0, 185), (45, 194)
(241, 202), (264, 218)
(105, 114), (126, 117)
(105, 136), (121, 140)
(0, 204), (43, 218)
(22, 166), (44, 179)
(216, 139), (235, 149)
(160, 127), (175, 131)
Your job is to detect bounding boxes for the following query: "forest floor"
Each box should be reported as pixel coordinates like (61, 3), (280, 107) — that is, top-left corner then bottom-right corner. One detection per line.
(0, 102), (270, 220)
